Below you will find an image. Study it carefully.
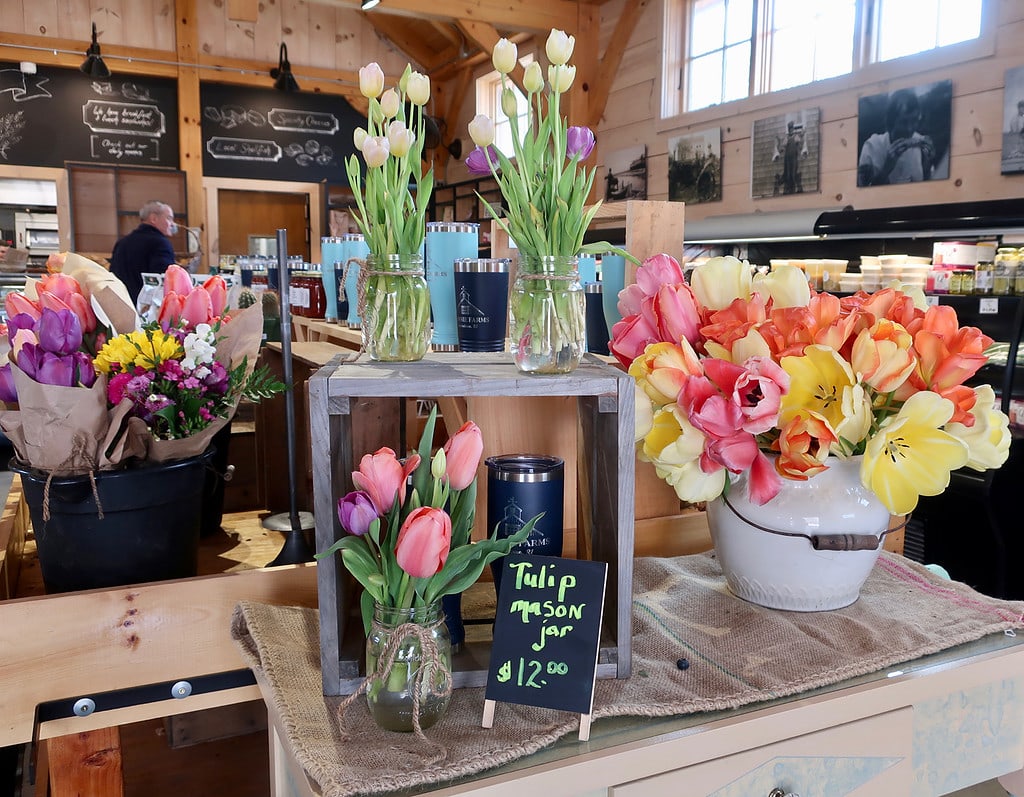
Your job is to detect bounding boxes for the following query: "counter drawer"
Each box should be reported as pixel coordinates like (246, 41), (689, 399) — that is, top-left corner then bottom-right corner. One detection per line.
(612, 708), (912, 796)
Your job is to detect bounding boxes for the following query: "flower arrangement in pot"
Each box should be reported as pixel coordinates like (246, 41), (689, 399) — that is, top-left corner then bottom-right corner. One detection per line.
(611, 254), (1012, 610)
(0, 256), (283, 592)
(317, 405), (538, 734)
(345, 62), (433, 361)
(466, 29), (633, 374)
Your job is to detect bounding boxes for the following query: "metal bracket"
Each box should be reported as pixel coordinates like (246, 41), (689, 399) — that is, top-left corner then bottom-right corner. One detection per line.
(28, 668), (256, 784)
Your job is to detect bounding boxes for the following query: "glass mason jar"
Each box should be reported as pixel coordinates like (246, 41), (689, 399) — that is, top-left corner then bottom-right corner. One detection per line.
(361, 253), (431, 361)
(509, 255), (585, 374)
(365, 601), (452, 732)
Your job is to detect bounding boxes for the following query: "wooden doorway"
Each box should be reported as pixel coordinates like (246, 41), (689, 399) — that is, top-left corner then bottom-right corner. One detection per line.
(216, 189), (309, 261)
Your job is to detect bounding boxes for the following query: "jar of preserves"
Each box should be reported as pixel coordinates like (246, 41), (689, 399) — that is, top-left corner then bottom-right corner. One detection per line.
(948, 269), (963, 295)
(308, 270), (326, 318)
(252, 270), (269, 295)
(974, 261), (994, 295)
(958, 268), (975, 295)
(993, 247), (1018, 296)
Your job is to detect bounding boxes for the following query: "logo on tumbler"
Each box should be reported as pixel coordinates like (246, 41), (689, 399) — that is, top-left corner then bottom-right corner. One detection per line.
(498, 498), (546, 550)
(457, 285), (489, 328)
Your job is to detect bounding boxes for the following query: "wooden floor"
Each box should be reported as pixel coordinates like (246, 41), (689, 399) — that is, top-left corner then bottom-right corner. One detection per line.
(6, 485), (1017, 797)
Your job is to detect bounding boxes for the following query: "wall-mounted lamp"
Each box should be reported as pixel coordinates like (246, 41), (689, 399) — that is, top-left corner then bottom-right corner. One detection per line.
(361, 0), (381, 10)
(270, 42), (300, 92)
(80, 23), (110, 78)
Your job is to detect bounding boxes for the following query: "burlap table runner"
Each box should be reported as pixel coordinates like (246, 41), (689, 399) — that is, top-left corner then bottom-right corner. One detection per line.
(231, 552), (1024, 797)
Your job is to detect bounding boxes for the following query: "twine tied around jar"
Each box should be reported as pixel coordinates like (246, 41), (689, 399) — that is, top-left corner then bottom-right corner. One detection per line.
(336, 617), (452, 761)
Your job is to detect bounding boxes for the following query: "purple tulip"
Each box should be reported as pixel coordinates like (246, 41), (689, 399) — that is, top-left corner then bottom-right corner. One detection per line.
(36, 307), (83, 356)
(465, 145), (499, 176)
(7, 313), (37, 345)
(16, 342), (42, 380)
(74, 351), (97, 388)
(0, 363), (17, 404)
(36, 351), (75, 387)
(337, 490), (378, 537)
(566, 126), (595, 161)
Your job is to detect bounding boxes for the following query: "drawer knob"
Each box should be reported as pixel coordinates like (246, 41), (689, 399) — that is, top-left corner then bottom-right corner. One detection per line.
(768, 790), (800, 797)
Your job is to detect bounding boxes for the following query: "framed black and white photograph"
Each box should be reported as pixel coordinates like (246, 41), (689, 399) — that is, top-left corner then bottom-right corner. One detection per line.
(751, 108), (821, 199)
(668, 128), (721, 204)
(856, 79), (952, 187)
(603, 144), (647, 202)
(1001, 65), (1024, 175)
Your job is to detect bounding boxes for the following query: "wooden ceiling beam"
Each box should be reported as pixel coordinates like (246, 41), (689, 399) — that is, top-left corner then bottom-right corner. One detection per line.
(310, 0), (577, 34)
(586, 0), (649, 129)
(455, 19), (526, 93)
(363, 15), (441, 71)
(428, 31), (532, 83)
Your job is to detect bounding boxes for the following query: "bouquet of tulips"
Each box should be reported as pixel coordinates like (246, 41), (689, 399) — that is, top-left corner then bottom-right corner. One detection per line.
(0, 256), (275, 474)
(317, 405), (539, 633)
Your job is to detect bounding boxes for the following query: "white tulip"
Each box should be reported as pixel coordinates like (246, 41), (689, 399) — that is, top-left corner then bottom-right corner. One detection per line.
(380, 88), (400, 118)
(468, 114), (495, 147)
(358, 63), (384, 99)
(406, 71), (430, 106)
(548, 64), (576, 94)
(545, 29), (575, 66)
(492, 38), (518, 75)
(501, 88), (518, 119)
(353, 127), (368, 150)
(387, 120), (414, 157)
(524, 61), (544, 93)
(361, 135), (390, 168)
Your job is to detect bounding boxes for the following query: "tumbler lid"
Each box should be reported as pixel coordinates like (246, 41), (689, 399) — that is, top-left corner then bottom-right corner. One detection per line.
(338, 233), (365, 242)
(426, 222), (480, 234)
(584, 282), (603, 293)
(486, 454), (564, 482)
(454, 258), (511, 272)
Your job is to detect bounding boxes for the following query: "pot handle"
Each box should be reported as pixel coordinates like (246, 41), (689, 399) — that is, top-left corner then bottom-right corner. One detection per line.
(811, 533), (883, 551)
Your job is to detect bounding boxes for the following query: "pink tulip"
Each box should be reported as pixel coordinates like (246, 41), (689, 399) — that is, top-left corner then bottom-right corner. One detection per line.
(352, 447), (421, 515)
(5, 292), (40, 322)
(157, 292), (186, 328)
(442, 421), (483, 490)
(164, 264), (194, 297)
(703, 355), (789, 435)
(181, 287), (213, 328)
(746, 449), (782, 505)
(66, 292), (98, 333)
(37, 273), (82, 304)
(337, 491), (378, 536)
(202, 275), (228, 318)
(652, 282), (701, 346)
(395, 506), (451, 578)
(609, 313), (659, 369)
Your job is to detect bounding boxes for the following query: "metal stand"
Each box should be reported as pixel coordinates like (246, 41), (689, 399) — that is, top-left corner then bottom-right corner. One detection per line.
(266, 228), (316, 566)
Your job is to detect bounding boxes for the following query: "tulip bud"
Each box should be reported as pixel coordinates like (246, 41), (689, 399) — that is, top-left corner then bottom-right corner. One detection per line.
(566, 126), (596, 161)
(501, 87), (519, 120)
(431, 448), (447, 481)
(548, 63), (576, 94)
(359, 62), (385, 99)
(523, 61), (544, 93)
(337, 490), (378, 537)
(398, 64), (411, 94)
(492, 38), (517, 75)
(380, 88), (400, 119)
(546, 29), (575, 66)
(361, 135), (390, 168)
(406, 71), (430, 106)
(468, 114), (495, 147)
(353, 126), (368, 150)
(387, 120), (414, 157)
(465, 145), (499, 176)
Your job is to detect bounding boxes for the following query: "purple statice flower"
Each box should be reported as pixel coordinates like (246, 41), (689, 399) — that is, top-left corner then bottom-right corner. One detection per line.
(145, 393), (174, 415)
(566, 126), (595, 161)
(465, 145), (500, 176)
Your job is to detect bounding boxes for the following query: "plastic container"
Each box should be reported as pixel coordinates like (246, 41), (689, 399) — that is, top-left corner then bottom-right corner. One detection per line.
(12, 451), (214, 593)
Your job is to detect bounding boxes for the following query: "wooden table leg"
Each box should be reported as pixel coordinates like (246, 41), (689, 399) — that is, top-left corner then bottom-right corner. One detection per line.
(48, 727), (124, 797)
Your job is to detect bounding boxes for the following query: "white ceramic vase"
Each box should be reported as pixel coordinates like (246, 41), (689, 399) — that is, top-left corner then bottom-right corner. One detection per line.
(705, 456), (891, 612)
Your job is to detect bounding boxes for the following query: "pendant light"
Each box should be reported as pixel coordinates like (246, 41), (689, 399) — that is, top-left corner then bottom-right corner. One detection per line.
(270, 42), (300, 93)
(80, 23), (110, 78)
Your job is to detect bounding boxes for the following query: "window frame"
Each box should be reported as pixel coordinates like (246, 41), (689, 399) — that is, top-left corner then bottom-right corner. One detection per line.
(660, 0), (995, 127)
(475, 56), (534, 160)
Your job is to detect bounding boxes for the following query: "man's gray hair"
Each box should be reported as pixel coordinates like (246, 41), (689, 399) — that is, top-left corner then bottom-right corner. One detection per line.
(139, 200), (170, 221)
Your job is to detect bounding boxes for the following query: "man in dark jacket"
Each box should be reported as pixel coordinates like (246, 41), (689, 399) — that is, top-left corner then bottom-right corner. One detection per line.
(110, 200), (177, 303)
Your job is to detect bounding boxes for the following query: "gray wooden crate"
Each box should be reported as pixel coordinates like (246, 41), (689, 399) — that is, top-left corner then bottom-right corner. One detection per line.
(308, 352), (635, 695)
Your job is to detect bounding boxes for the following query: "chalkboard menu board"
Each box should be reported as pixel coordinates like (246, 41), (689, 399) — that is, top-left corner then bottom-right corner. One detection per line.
(485, 555), (607, 715)
(0, 63), (179, 168)
(200, 82), (363, 183)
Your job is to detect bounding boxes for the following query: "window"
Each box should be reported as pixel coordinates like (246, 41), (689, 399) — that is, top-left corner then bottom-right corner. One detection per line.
(672, 0), (984, 114)
(475, 59), (532, 158)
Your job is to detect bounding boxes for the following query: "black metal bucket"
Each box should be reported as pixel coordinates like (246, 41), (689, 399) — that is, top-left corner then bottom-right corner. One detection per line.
(12, 449), (214, 593)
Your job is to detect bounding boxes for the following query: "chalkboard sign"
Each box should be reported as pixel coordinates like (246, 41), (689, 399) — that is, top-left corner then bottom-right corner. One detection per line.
(200, 82), (363, 183)
(485, 555), (607, 717)
(0, 63), (179, 168)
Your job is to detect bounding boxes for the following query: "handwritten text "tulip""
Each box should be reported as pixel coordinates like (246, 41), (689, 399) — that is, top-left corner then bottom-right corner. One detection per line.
(506, 560), (584, 652)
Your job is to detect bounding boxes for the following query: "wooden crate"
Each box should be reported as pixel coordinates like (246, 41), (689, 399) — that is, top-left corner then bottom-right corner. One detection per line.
(308, 352), (635, 695)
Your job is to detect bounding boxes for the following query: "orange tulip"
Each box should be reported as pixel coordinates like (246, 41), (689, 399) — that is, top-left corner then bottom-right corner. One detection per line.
(4, 292), (40, 321)
(202, 274), (228, 318)
(773, 410), (837, 480)
(851, 319), (916, 393)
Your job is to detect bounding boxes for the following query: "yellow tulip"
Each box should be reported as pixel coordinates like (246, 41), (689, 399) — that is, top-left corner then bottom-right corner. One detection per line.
(690, 256), (753, 310)
(779, 345), (858, 432)
(861, 391), (969, 515)
(944, 385), (1011, 471)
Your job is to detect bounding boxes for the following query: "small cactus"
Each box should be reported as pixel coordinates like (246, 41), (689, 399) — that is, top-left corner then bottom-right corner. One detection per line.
(238, 288), (257, 309)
